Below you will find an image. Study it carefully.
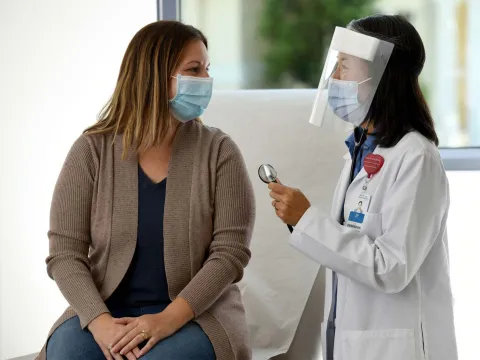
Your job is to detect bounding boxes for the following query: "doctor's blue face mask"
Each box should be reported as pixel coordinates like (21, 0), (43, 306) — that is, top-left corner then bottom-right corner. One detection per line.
(327, 77), (371, 126)
(169, 74), (213, 122)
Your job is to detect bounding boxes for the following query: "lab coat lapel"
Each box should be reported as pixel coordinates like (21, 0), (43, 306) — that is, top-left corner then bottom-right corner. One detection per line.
(348, 146), (386, 190)
(332, 145), (382, 223)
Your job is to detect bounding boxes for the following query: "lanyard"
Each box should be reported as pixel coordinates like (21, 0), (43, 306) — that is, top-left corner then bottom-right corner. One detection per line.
(349, 143), (365, 183)
(347, 129), (368, 207)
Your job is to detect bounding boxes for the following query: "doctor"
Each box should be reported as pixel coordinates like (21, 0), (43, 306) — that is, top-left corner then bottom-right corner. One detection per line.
(268, 15), (457, 360)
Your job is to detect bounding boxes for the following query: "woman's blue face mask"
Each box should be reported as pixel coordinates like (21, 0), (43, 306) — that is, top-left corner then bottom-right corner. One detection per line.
(169, 75), (213, 122)
(327, 77), (371, 126)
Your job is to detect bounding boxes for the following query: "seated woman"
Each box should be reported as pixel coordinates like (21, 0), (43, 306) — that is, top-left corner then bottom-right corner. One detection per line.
(39, 20), (255, 360)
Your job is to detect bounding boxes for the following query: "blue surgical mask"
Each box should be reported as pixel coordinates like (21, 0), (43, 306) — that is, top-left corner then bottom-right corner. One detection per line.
(169, 75), (213, 122)
(327, 78), (371, 126)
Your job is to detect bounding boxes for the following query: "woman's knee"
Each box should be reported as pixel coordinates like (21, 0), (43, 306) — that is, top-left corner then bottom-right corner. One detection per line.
(46, 317), (103, 360)
(143, 322), (215, 360)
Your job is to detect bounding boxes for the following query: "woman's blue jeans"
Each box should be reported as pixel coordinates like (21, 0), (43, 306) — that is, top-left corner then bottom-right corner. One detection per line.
(46, 304), (215, 360)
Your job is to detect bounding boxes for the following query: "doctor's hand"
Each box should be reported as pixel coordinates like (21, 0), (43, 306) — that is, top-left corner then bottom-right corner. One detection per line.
(268, 180), (311, 226)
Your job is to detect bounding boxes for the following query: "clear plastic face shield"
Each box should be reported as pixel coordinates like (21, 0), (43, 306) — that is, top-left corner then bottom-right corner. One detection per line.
(309, 27), (394, 131)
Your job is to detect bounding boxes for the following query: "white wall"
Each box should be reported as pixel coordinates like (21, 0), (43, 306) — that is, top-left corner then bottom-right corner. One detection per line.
(447, 171), (480, 360)
(0, 1), (155, 359)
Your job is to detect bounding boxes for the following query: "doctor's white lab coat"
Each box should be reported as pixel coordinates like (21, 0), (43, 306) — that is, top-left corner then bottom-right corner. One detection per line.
(291, 132), (457, 360)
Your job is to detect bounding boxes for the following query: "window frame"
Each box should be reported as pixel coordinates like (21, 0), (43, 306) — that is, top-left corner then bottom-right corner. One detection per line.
(157, 0), (179, 21)
(440, 148), (480, 171)
(158, 0), (480, 171)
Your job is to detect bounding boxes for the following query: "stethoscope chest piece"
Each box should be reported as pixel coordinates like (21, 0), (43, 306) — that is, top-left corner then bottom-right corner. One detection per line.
(258, 164), (278, 184)
(258, 163), (294, 233)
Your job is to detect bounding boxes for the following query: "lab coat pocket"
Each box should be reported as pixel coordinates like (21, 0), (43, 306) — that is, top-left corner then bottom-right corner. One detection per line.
(335, 328), (416, 360)
(361, 212), (383, 239)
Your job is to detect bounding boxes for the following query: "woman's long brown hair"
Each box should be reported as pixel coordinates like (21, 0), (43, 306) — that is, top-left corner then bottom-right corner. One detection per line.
(84, 21), (207, 158)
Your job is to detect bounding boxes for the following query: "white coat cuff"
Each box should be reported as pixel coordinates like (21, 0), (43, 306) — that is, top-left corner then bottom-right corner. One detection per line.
(292, 205), (321, 239)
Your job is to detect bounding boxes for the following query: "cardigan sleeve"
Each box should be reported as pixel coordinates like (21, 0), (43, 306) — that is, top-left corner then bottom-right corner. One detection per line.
(46, 135), (109, 328)
(178, 135), (256, 316)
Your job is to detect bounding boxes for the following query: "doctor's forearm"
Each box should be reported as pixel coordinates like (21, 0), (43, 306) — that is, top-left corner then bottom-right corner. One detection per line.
(290, 232), (410, 293)
(291, 207), (411, 293)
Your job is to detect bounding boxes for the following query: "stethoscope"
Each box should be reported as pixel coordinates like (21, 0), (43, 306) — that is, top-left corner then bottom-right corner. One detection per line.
(349, 127), (368, 184)
(348, 116), (373, 184)
(258, 164), (294, 233)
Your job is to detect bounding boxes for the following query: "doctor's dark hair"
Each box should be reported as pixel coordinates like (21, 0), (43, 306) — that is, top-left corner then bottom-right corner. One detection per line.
(348, 15), (439, 147)
(84, 21), (207, 158)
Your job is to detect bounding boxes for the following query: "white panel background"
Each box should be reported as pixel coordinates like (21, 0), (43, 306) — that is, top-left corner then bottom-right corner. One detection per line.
(204, 90), (349, 359)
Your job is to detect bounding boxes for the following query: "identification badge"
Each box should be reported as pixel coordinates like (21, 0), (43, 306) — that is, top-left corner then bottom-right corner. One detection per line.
(346, 211), (365, 230)
(356, 193), (371, 212)
(345, 194), (371, 230)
